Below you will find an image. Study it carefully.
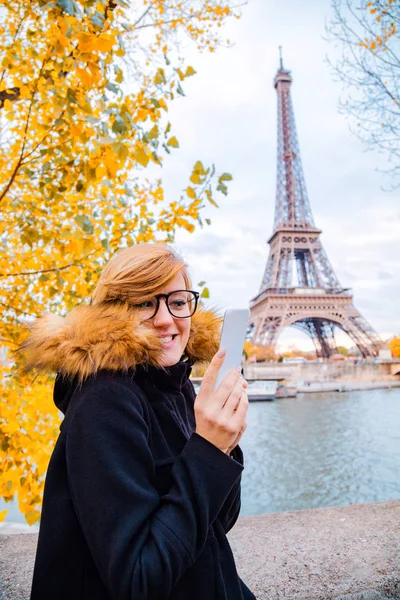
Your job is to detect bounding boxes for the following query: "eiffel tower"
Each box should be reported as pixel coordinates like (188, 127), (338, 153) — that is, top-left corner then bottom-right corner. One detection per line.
(249, 54), (381, 358)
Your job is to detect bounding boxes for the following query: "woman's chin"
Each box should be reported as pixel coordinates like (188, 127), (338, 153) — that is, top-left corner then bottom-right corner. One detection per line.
(159, 350), (181, 368)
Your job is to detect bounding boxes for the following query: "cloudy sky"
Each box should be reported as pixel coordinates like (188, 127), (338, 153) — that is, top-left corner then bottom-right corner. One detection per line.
(151, 0), (400, 351)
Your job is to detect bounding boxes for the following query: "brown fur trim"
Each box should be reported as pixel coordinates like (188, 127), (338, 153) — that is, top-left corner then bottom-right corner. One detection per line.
(185, 308), (222, 363)
(19, 303), (162, 382)
(19, 303), (222, 380)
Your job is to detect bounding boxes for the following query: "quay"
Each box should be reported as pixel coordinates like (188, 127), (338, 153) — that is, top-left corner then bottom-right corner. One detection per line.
(1, 500), (399, 599)
(191, 360), (400, 399)
(243, 360), (400, 385)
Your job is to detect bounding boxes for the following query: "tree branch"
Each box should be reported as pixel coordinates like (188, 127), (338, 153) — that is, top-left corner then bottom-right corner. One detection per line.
(0, 58), (47, 203)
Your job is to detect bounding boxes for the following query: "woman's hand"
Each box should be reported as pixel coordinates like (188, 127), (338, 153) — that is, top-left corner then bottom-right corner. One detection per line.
(225, 420), (247, 455)
(194, 350), (249, 454)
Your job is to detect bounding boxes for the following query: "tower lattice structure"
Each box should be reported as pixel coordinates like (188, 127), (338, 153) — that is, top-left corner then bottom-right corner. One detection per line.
(249, 58), (381, 358)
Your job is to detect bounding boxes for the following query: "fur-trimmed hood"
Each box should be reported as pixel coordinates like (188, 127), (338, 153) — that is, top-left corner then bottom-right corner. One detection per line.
(20, 302), (222, 382)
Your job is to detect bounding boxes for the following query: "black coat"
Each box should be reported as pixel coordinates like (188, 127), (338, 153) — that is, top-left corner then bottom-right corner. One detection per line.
(30, 362), (256, 600)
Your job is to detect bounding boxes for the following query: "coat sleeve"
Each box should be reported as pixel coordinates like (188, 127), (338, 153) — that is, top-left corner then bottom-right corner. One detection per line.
(65, 379), (243, 600)
(217, 445), (243, 533)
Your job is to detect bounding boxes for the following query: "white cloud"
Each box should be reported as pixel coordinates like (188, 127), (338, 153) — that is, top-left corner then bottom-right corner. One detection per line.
(157, 0), (400, 348)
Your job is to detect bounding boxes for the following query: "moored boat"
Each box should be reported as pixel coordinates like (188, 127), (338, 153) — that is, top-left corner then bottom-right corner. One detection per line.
(247, 380), (278, 401)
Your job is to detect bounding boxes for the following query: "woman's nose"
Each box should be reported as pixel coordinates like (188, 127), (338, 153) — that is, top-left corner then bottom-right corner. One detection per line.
(152, 299), (174, 327)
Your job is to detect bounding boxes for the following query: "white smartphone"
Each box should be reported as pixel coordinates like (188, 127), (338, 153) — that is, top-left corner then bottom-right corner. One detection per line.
(215, 308), (250, 390)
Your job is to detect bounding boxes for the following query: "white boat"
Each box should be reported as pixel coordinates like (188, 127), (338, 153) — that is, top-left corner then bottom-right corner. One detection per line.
(191, 379), (289, 401)
(247, 380), (278, 401)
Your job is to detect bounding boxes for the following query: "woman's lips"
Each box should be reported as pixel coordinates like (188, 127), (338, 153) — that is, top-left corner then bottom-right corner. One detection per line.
(159, 334), (178, 348)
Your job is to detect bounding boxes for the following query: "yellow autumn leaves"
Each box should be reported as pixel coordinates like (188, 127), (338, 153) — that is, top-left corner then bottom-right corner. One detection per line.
(0, 0), (239, 524)
(359, 1), (397, 50)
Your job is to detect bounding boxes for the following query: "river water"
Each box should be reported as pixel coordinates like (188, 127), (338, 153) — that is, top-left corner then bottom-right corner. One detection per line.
(1, 388), (399, 526)
(240, 388), (400, 515)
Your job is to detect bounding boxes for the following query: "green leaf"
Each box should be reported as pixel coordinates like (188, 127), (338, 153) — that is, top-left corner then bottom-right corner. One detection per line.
(112, 116), (127, 134)
(54, 117), (65, 128)
(56, 0), (76, 15)
(201, 287), (210, 299)
(90, 11), (105, 28)
(114, 66), (123, 84)
(39, 274), (49, 283)
(205, 218), (211, 225)
(218, 173), (233, 182)
(66, 88), (78, 104)
(106, 82), (119, 94)
(98, 135), (115, 145)
(198, 280), (206, 287)
(101, 238), (110, 250)
(217, 183), (228, 196)
(113, 142), (128, 160)
(123, 184), (134, 197)
(154, 68), (166, 85)
(29, 495), (42, 506)
(74, 214), (94, 234)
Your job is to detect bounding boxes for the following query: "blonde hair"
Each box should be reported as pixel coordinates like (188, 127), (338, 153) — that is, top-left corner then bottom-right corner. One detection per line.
(91, 243), (191, 306)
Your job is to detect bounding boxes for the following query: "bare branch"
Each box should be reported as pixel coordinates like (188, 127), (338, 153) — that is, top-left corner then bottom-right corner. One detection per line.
(0, 58), (47, 202)
(326, 0), (400, 183)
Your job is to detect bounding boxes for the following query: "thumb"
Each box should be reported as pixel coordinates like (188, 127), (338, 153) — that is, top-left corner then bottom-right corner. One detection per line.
(196, 348), (226, 401)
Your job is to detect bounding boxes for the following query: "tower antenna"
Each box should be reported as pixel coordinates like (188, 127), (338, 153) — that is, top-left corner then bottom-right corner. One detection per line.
(279, 46), (283, 69)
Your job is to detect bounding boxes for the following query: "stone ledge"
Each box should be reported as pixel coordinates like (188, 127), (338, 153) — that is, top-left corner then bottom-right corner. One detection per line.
(228, 501), (400, 600)
(0, 501), (399, 599)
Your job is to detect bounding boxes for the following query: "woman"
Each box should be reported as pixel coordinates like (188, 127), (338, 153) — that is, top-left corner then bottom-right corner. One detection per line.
(21, 243), (255, 600)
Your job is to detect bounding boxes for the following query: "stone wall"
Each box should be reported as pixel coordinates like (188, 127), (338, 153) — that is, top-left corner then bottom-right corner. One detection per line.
(1, 501), (399, 600)
(244, 361), (400, 384)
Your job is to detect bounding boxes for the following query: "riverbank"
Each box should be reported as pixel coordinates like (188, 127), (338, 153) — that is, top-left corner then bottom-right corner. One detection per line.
(192, 377), (400, 398)
(1, 500), (399, 599)
(297, 380), (400, 394)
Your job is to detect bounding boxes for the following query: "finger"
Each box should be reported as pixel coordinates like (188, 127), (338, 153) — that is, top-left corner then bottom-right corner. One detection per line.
(215, 368), (242, 404)
(231, 391), (248, 428)
(226, 430), (241, 454)
(234, 390), (248, 411)
(227, 420), (247, 454)
(197, 349), (226, 401)
(223, 376), (247, 415)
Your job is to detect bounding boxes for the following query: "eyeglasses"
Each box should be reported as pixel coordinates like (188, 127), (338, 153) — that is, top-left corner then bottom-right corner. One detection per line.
(134, 290), (200, 320)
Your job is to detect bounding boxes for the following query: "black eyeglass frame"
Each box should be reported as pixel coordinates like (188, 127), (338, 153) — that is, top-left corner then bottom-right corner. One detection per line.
(140, 289), (200, 320)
